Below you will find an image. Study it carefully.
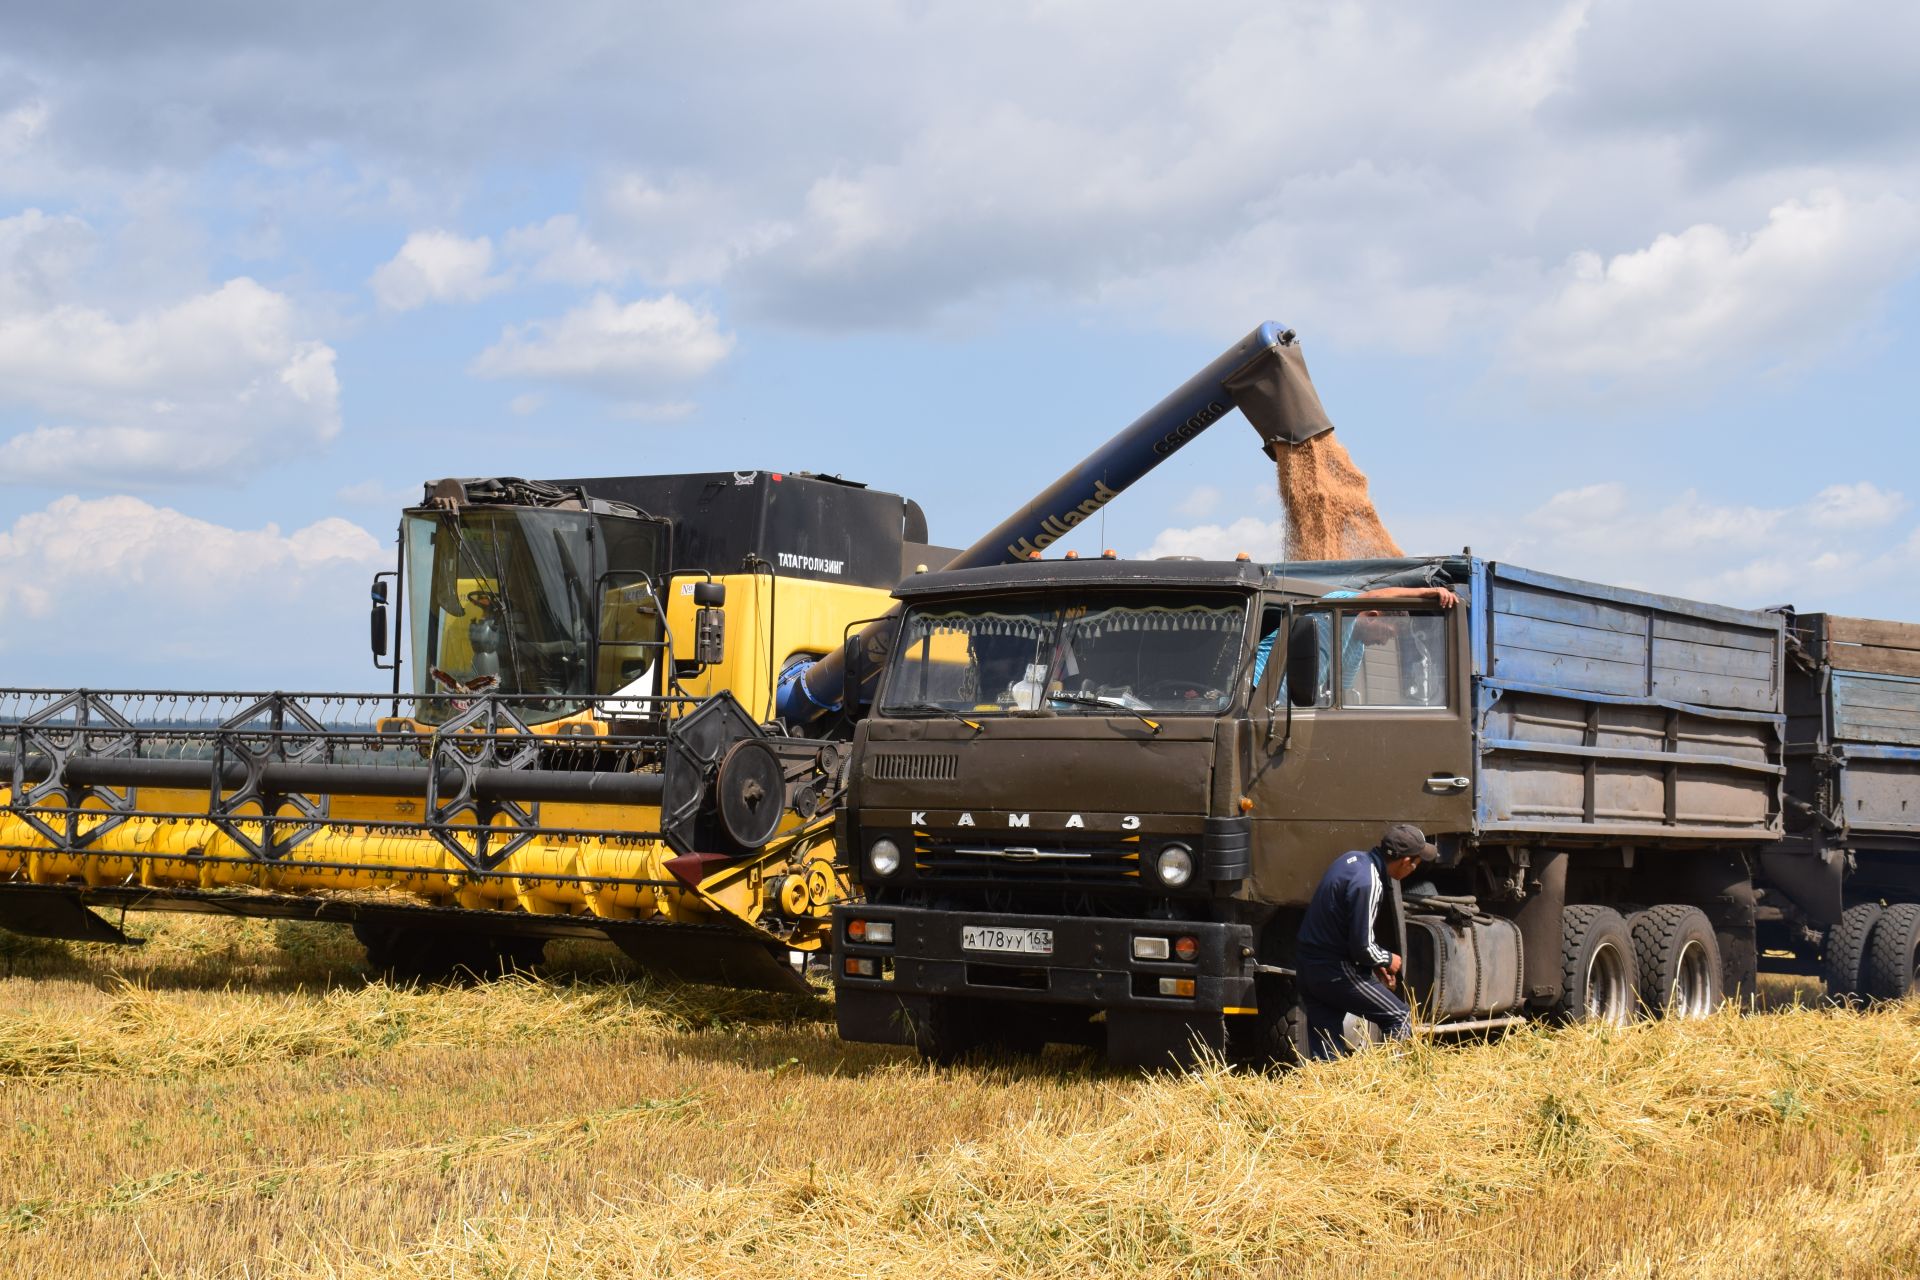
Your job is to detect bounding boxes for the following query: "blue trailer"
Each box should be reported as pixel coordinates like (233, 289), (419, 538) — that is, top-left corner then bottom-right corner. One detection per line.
(1768, 613), (1920, 1000)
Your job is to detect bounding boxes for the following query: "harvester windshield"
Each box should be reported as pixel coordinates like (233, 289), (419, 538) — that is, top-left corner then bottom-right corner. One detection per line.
(881, 593), (1249, 716)
(402, 507), (668, 723)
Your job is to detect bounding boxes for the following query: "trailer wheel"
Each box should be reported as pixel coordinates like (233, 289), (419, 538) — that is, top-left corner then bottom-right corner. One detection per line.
(1866, 903), (1920, 1001)
(1629, 905), (1722, 1018)
(1822, 903), (1883, 1005)
(1554, 905), (1637, 1025)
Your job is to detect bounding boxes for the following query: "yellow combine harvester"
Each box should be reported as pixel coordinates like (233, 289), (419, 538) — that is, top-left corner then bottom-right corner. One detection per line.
(0, 471), (944, 987)
(0, 325), (1322, 988)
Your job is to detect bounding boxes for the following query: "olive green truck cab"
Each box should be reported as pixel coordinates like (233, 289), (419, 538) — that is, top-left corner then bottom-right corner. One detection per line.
(832, 554), (1801, 1068)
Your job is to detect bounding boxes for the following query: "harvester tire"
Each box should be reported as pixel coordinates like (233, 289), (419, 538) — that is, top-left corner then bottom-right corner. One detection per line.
(1822, 903), (1883, 1005)
(1629, 904), (1721, 1018)
(1866, 903), (1920, 1001)
(1553, 905), (1637, 1025)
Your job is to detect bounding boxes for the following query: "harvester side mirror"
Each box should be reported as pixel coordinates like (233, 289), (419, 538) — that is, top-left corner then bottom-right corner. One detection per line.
(370, 577), (391, 664)
(693, 581), (726, 666)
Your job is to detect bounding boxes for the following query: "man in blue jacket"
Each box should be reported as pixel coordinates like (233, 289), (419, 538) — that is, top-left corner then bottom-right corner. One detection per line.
(1295, 823), (1439, 1059)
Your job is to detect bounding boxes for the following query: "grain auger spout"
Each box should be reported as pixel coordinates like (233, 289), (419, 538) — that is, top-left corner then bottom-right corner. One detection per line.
(774, 322), (1337, 727)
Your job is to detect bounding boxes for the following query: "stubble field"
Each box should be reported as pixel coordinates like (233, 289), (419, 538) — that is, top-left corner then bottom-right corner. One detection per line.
(1, 916), (1917, 1279)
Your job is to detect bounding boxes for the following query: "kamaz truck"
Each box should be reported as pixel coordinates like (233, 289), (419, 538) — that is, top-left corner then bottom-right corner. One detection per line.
(831, 553), (1920, 1067)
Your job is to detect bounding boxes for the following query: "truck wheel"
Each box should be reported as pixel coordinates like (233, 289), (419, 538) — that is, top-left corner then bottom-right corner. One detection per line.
(1866, 903), (1920, 1001)
(1554, 905), (1637, 1025)
(1822, 903), (1883, 1005)
(1629, 905), (1721, 1018)
(913, 996), (985, 1065)
(1228, 975), (1309, 1069)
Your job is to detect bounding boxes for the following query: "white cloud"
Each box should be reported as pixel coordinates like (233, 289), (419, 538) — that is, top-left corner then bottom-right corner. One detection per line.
(0, 496), (386, 684)
(1508, 191), (1920, 386)
(501, 214), (626, 287)
(1140, 516), (1284, 562)
(469, 292), (733, 392)
(507, 392), (543, 415)
(0, 253), (341, 484)
(1804, 482), (1907, 530)
(370, 229), (508, 311)
(1392, 478), (1919, 617)
(334, 478), (417, 509)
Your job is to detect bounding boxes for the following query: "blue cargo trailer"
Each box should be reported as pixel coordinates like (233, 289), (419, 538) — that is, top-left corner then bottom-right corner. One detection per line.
(1766, 612), (1920, 999)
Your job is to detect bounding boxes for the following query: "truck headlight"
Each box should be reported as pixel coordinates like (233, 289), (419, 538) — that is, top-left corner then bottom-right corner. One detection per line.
(1156, 844), (1193, 888)
(868, 837), (902, 878)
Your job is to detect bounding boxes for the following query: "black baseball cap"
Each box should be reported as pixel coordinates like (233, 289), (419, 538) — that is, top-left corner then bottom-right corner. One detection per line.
(1381, 823), (1439, 863)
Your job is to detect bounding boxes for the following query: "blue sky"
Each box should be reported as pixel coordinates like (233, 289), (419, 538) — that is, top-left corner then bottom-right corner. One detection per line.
(1, 1), (1916, 689)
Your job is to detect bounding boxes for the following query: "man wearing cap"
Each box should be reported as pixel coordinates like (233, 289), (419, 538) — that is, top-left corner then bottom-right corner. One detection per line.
(1293, 823), (1439, 1059)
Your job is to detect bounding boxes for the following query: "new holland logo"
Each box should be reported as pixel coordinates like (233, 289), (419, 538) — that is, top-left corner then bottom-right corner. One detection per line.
(1005, 480), (1122, 561)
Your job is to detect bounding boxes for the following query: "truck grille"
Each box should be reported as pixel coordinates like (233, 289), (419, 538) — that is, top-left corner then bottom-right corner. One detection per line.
(869, 753), (958, 782)
(914, 836), (1140, 887)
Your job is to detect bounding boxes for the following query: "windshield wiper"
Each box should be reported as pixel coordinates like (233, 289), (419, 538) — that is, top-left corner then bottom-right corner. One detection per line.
(1048, 692), (1161, 734)
(887, 703), (984, 732)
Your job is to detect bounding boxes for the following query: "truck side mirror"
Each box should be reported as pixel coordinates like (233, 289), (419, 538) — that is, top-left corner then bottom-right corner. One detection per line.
(370, 578), (390, 662)
(693, 581), (726, 666)
(1286, 616), (1321, 708)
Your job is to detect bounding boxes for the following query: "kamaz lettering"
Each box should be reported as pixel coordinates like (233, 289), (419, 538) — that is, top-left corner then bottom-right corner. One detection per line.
(913, 811), (1140, 829)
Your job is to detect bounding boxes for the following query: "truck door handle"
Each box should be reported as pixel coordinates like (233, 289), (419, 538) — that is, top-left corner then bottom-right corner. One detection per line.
(1426, 774), (1471, 793)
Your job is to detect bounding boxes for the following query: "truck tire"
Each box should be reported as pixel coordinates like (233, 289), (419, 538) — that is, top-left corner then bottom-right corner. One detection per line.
(1554, 905), (1637, 1025)
(1629, 904), (1722, 1018)
(1229, 974), (1309, 1069)
(1866, 903), (1920, 1001)
(913, 996), (985, 1065)
(1822, 903), (1883, 1006)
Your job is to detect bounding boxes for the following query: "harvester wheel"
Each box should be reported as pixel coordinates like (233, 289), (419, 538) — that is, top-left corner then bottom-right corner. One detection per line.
(1822, 903), (1883, 1005)
(355, 923), (543, 984)
(1865, 903), (1920, 1001)
(1629, 905), (1721, 1018)
(1553, 905), (1637, 1026)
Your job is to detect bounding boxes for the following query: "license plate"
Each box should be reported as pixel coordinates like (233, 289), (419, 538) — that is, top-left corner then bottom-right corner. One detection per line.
(961, 925), (1054, 955)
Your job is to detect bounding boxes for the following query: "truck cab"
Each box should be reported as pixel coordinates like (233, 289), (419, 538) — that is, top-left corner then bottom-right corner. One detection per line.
(832, 556), (1477, 1067)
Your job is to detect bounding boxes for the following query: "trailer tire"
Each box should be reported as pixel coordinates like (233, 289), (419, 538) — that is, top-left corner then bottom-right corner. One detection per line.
(1866, 903), (1920, 1002)
(1822, 903), (1883, 1005)
(1629, 905), (1722, 1018)
(1554, 905), (1637, 1025)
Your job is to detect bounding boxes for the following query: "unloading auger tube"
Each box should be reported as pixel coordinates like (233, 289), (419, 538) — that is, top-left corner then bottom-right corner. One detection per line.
(0, 688), (850, 991)
(774, 322), (1336, 727)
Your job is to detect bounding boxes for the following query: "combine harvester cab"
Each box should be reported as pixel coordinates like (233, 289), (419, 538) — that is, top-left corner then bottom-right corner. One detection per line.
(1, 323), (1326, 991)
(0, 471), (940, 989)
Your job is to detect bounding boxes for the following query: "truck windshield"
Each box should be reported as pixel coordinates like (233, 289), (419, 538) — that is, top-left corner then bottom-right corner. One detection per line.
(402, 507), (667, 724)
(881, 593), (1248, 716)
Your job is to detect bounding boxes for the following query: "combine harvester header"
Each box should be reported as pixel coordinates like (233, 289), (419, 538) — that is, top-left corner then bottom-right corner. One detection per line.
(1, 324), (1334, 989)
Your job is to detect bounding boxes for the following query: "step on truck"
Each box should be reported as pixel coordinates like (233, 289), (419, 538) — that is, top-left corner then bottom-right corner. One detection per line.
(833, 552), (1846, 1068)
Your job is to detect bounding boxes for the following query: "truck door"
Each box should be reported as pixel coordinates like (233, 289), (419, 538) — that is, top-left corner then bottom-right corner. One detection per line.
(1247, 600), (1475, 905)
